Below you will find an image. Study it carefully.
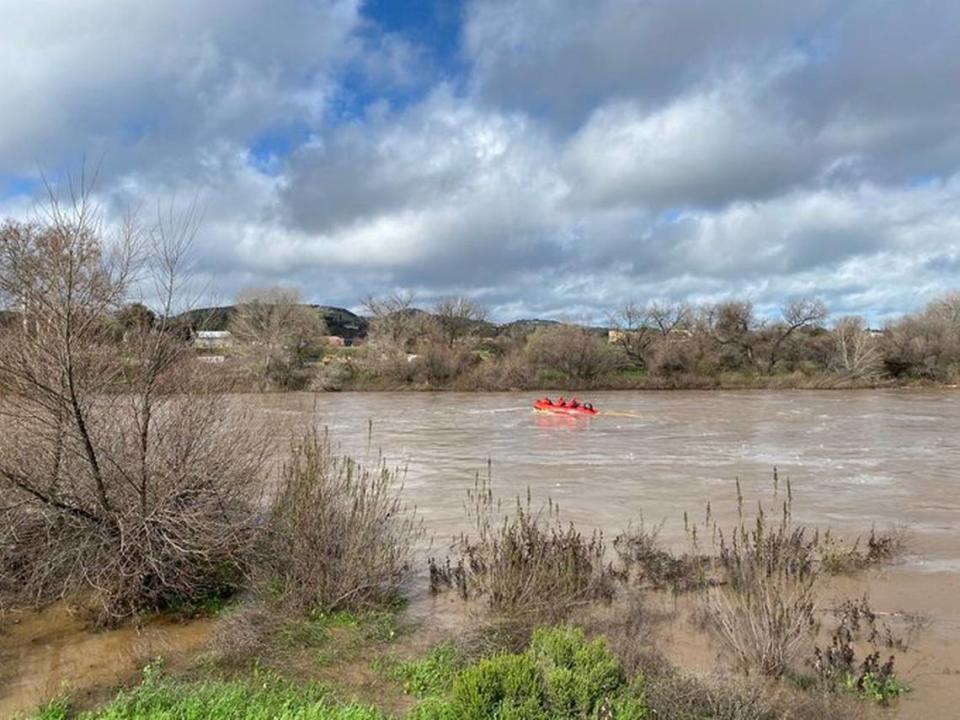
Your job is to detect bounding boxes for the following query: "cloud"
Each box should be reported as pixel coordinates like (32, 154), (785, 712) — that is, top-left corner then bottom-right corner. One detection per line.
(562, 66), (819, 210)
(464, 0), (833, 124)
(0, 0), (361, 177)
(1, 0), (958, 324)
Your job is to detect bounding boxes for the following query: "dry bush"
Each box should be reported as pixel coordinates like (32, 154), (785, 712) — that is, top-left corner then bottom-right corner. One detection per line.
(211, 603), (283, 662)
(699, 488), (820, 677)
(228, 286), (328, 390)
(818, 527), (907, 575)
(881, 293), (960, 380)
(429, 474), (615, 626)
(263, 429), (423, 612)
(650, 336), (699, 377)
(460, 347), (534, 391)
(525, 324), (624, 382)
(642, 670), (777, 720)
(309, 357), (356, 391)
(0, 397), (265, 619)
(415, 343), (479, 387)
(777, 691), (869, 720)
(636, 656), (867, 720)
(572, 591), (668, 679)
(614, 520), (706, 592)
(0, 197), (267, 622)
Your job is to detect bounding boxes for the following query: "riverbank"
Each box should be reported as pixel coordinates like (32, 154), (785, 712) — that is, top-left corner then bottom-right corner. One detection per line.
(213, 352), (958, 392)
(11, 559), (955, 718)
(6, 390), (960, 718)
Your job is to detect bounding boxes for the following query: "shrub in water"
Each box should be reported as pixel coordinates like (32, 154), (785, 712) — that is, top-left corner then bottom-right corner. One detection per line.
(264, 429), (423, 612)
(699, 482), (819, 677)
(429, 475), (615, 626)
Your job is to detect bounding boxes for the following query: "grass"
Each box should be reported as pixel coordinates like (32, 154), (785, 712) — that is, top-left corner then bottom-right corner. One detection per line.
(30, 664), (385, 720)
(383, 644), (464, 698)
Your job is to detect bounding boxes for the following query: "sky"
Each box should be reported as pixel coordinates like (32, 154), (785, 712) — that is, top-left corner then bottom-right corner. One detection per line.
(1, 0), (959, 324)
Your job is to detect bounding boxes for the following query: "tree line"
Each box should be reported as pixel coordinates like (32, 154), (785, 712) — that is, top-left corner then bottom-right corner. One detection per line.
(214, 288), (959, 390)
(3, 210), (958, 394)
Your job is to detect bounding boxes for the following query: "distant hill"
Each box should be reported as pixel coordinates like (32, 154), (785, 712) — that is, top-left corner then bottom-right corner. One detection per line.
(312, 305), (368, 339)
(498, 318), (561, 338)
(177, 305), (368, 340)
(174, 305), (601, 341)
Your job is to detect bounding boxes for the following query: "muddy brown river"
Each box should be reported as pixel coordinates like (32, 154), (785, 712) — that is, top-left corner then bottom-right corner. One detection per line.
(2, 390), (958, 717)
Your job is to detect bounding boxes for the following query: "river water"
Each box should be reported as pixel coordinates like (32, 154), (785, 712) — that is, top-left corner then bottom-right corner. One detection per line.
(261, 390), (960, 560)
(2, 390), (958, 717)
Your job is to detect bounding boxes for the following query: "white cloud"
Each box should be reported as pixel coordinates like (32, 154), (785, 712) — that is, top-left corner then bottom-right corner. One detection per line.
(562, 66), (817, 210)
(1, 0), (958, 322)
(0, 0), (360, 175)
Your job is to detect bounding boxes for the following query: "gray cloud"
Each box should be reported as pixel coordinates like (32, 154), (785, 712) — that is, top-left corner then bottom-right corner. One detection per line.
(464, 0), (834, 125)
(1, 0), (958, 325)
(0, 0), (360, 177)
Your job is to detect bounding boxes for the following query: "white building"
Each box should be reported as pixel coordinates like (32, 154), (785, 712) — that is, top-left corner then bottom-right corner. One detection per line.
(194, 330), (234, 350)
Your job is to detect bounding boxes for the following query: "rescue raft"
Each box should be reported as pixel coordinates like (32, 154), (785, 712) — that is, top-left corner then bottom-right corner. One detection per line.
(533, 398), (598, 416)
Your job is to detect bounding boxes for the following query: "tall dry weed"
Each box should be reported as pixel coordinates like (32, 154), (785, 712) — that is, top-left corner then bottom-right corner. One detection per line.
(264, 429), (423, 612)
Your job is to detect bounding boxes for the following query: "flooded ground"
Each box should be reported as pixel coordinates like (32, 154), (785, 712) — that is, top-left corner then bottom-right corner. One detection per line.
(0, 606), (215, 718)
(2, 390), (958, 717)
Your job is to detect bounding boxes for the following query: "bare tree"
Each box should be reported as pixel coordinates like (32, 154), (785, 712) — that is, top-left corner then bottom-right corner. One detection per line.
(648, 301), (691, 337)
(0, 191), (266, 622)
(228, 286), (327, 389)
(708, 300), (759, 368)
(361, 291), (425, 352)
(927, 291), (960, 326)
(433, 296), (487, 348)
(764, 298), (829, 373)
(527, 324), (623, 382)
(608, 303), (655, 368)
(831, 316), (881, 379)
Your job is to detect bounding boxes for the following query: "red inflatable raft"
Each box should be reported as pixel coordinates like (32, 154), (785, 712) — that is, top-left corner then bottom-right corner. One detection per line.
(533, 398), (598, 416)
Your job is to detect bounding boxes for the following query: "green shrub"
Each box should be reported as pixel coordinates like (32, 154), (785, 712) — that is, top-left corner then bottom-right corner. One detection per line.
(450, 652), (545, 720)
(814, 597), (911, 706)
(405, 696), (459, 720)
(843, 670), (910, 705)
(409, 626), (647, 720)
(530, 626), (623, 719)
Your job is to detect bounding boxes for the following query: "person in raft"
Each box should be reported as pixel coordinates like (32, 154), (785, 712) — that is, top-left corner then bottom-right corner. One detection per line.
(556, 396), (566, 406)
(569, 398), (580, 408)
